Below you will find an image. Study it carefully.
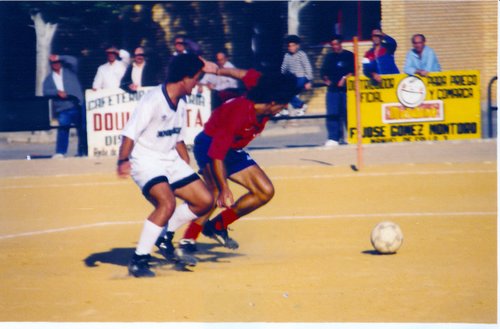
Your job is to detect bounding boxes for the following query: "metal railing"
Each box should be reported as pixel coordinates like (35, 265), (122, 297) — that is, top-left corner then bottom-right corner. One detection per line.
(487, 76), (497, 138)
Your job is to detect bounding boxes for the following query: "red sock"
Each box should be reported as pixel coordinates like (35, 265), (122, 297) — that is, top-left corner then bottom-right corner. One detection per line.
(183, 222), (202, 240)
(215, 208), (239, 230)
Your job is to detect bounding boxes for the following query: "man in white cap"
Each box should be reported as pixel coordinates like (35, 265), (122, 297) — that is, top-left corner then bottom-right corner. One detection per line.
(92, 46), (130, 90)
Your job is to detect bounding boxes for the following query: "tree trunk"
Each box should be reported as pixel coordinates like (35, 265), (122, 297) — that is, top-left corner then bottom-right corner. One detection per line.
(287, 0), (309, 35)
(31, 13), (57, 96)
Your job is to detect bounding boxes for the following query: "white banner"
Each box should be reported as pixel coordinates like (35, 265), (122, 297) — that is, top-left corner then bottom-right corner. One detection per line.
(85, 86), (212, 158)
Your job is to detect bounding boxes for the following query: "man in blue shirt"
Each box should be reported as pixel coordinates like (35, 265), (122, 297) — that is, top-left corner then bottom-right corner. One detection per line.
(404, 34), (441, 76)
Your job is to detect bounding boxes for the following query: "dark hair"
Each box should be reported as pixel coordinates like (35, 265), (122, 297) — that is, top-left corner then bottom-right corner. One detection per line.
(285, 35), (301, 45)
(412, 34), (426, 43)
(167, 54), (203, 83)
(330, 34), (343, 43)
(216, 49), (229, 57)
(247, 73), (298, 104)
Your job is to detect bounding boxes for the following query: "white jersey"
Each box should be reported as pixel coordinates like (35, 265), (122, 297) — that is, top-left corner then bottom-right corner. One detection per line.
(122, 83), (187, 161)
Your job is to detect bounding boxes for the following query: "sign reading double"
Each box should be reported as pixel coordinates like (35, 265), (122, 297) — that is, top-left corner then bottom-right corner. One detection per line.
(85, 87), (212, 158)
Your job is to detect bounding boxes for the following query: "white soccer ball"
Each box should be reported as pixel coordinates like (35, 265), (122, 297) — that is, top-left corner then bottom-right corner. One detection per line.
(370, 221), (403, 254)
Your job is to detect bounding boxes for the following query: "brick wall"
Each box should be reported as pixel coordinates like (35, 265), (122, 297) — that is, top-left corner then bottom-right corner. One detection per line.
(308, 1), (497, 115)
(382, 0), (497, 104)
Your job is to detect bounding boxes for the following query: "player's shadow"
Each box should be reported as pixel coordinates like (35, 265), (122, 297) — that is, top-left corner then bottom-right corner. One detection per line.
(194, 242), (243, 263)
(83, 243), (243, 272)
(84, 247), (138, 267)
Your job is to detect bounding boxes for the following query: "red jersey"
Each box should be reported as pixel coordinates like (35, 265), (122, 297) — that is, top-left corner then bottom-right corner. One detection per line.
(203, 69), (267, 160)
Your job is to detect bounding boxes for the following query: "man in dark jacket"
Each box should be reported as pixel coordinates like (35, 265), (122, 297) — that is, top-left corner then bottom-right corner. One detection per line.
(120, 47), (160, 93)
(43, 54), (87, 157)
(362, 29), (399, 83)
(321, 35), (354, 146)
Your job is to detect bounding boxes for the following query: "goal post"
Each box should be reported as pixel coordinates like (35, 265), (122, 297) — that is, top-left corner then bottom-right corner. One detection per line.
(353, 36), (363, 170)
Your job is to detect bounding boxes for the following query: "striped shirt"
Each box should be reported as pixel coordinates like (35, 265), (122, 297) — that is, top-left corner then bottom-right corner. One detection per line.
(281, 50), (313, 80)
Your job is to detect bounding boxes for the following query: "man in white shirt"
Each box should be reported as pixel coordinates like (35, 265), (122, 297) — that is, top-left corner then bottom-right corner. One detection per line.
(120, 47), (160, 93)
(198, 51), (240, 108)
(92, 47), (130, 90)
(117, 54), (214, 277)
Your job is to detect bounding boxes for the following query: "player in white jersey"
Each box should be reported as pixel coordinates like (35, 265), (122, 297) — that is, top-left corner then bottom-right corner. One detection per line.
(117, 54), (213, 278)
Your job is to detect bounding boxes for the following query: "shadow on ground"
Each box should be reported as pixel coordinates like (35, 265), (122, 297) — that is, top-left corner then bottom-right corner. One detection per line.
(83, 243), (243, 272)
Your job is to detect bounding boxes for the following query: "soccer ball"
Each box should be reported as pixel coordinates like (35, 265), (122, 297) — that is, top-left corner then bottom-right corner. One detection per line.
(370, 221), (403, 254)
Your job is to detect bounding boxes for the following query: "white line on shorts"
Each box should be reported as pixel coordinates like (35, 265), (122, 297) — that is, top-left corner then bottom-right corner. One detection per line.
(0, 211), (495, 241)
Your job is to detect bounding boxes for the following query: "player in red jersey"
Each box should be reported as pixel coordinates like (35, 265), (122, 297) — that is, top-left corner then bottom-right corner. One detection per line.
(155, 63), (297, 256)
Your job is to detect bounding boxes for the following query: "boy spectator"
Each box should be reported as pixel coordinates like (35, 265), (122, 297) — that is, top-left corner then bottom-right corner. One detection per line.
(280, 35), (313, 116)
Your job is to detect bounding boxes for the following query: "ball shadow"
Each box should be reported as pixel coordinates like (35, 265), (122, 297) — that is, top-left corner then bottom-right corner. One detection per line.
(362, 249), (397, 256)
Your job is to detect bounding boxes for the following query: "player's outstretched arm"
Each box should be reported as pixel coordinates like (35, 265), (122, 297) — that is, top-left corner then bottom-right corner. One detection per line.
(200, 57), (248, 81)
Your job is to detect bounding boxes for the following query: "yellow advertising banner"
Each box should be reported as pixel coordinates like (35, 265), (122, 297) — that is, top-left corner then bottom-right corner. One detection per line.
(346, 70), (481, 143)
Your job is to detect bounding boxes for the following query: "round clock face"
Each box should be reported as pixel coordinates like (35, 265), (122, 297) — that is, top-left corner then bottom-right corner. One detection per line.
(397, 76), (426, 108)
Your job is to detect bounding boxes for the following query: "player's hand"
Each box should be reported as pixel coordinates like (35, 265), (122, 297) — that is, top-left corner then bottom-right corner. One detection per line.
(57, 90), (68, 99)
(416, 69), (429, 77)
(304, 82), (312, 90)
(217, 187), (234, 208)
(337, 76), (347, 87)
(117, 161), (131, 178)
(129, 84), (138, 91)
(372, 73), (382, 83)
(200, 57), (218, 74)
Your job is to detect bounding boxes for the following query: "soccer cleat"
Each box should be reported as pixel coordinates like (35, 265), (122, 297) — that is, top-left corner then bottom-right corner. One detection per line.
(174, 239), (198, 266)
(179, 238), (198, 253)
(155, 232), (175, 261)
(202, 220), (239, 250)
(128, 254), (155, 278)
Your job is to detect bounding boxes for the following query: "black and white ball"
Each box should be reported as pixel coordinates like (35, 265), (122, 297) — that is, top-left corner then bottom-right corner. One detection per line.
(370, 221), (403, 254)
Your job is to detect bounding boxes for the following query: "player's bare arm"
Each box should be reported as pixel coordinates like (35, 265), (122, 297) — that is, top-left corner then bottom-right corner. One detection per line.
(175, 141), (190, 164)
(212, 158), (234, 208)
(200, 57), (248, 80)
(117, 136), (134, 178)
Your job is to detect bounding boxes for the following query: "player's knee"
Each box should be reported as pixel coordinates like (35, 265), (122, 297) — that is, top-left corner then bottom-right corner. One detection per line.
(196, 190), (214, 215)
(156, 200), (176, 220)
(257, 183), (275, 204)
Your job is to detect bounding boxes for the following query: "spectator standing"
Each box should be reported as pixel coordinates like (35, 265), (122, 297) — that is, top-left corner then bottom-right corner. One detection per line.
(403, 34), (441, 76)
(320, 35), (354, 147)
(280, 35), (313, 116)
(362, 29), (399, 83)
(117, 54), (214, 277)
(120, 47), (160, 93)
(43, 54), (87, 158)
(198, 50), (240, 108)
(92, 47), (130, 90)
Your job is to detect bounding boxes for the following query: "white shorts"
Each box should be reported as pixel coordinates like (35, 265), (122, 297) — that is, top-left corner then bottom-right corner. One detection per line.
(131, 153), (199, 197)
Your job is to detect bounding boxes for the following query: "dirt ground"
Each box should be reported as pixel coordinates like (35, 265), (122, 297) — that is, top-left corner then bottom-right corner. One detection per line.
(0, 140), (497, 328)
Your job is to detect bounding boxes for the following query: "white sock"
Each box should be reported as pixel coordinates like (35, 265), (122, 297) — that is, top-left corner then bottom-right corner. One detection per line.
(159, 203), (198, 237)
(135, 219), (163, 256)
